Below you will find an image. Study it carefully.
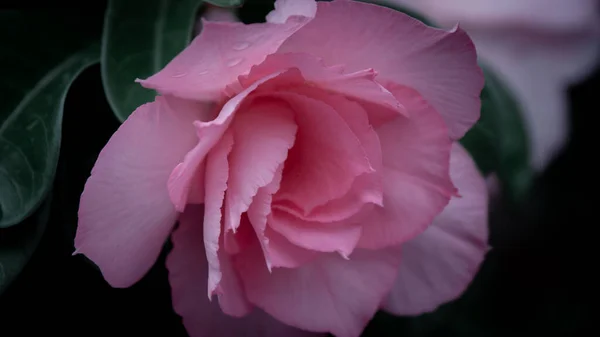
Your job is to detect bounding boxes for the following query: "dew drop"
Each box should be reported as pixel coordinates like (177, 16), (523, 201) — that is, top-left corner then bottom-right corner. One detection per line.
(172, 72), (187, 78)
(226, 58), (243, 67)
(198, 70), (209, 75)
(232, 41), (250, 51)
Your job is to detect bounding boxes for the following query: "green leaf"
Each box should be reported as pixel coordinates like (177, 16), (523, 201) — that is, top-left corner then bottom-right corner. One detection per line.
(0, 11), (102, 228)
(101, 0), (205, 122)
(205, 0), (244, 7)
(0, 195), (52, 294)
(462, 66), (533, 202)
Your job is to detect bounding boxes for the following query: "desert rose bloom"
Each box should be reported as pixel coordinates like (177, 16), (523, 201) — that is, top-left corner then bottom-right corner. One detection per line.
(375, 0), (600, 170)
(75, 1), (489, 336)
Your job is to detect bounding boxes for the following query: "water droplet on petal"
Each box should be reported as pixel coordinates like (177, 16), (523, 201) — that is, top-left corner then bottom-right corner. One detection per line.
(198, 70), (209, 75)
(226, 58), (243, 67)
(172, 72), (187, 78)
(232, 41), (250, 51)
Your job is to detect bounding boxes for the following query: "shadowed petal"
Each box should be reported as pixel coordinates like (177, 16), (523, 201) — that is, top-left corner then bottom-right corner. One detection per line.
(383, 143), (489, 315)
(167, 205), (324, 337)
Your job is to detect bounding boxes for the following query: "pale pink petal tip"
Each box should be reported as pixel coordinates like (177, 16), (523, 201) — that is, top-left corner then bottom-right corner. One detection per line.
(267, 0), (317, 24)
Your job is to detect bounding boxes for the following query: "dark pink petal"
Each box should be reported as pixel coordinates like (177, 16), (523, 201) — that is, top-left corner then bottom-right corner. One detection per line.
(358, 86), (456, 249)
(75, 96), (204, 287)
(292, 86), (383, 170)
(272, 92), (373, 213)
(224, 214), (256, 255)
(223, 99), (298, 233)
(138, 17), (312, 101)
(237, 242), (403, 337)
(167, 70), (295, 212)
(175, 205), (251, 316)
(279, 0), (484, 139)
(203, 131), (234, 297)
(167, 206), (323, 337)
(383, 143), (489, 315)
(276, 87), (384, 222)
(267, 0), (317, 24)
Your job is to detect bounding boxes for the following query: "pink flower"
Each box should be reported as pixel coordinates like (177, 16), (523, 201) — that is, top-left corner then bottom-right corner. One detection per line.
(75, 1), (488, 336)
(377, 0), (600, 170)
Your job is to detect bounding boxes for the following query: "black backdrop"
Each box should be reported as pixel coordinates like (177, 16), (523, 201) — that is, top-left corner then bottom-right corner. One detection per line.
(0, 1), (596, 336)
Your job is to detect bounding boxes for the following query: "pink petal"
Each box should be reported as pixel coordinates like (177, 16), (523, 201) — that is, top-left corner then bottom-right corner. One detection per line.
(157, 98), (215, 206)
(265, 227), (319, 268)
(223, 99), (298, 232)
(299, 87), (385, 219)
(167, 70), (295, 212)
(279, 0), (484, 139)
(383, 143), (489, 315)
(272, 92), (373, 214)
(301, 174), (382, 222)
(358, 86), (456, 249)
(236, 242), (403, 337)
(138, 16), (313, 101)
(266, 0), (317, 24)
(273, 174), (381, 224)
(203, 131), (234, 297)
(268, 209), (363, 257)
(245, 164), (283, 269)
(75, 96), (204, 287)
(241, 52), (406, 124)
(246, 164), (318, 269)
(271, 89), (384, 223)
(167, 205), (322, 337)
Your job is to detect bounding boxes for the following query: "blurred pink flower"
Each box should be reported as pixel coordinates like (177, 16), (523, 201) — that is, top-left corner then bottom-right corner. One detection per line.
(378, 0), (600, 170)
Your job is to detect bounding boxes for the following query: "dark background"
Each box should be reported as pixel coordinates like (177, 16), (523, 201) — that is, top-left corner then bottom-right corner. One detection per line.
(0, 1), (596, 336)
